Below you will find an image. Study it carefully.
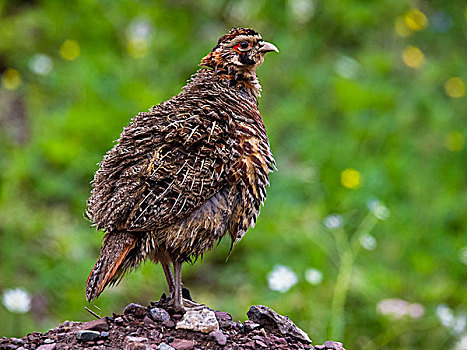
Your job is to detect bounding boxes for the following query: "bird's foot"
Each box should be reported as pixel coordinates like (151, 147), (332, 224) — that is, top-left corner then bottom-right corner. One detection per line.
(167, 298), (205, 312)
(183, 298), (205, 310)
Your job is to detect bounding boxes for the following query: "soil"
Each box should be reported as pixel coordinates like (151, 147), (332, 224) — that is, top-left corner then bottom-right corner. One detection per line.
(0, 297), (345, 350)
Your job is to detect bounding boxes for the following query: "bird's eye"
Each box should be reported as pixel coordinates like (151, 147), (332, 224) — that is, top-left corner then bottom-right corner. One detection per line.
(239, 41), (249, 49)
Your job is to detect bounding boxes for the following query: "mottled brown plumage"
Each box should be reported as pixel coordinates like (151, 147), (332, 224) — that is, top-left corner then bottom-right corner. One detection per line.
(86, 28), (278, 311)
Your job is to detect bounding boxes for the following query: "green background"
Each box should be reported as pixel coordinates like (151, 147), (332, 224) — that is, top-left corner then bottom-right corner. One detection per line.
(0, 1), (466, 349)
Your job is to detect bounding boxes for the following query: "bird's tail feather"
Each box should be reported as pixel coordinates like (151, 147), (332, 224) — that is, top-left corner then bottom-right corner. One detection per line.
(86, 231), (137, 301)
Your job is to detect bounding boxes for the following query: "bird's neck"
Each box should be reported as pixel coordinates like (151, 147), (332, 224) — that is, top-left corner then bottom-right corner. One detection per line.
(199, 57), (262, 99)
(215, 64), (262, 98)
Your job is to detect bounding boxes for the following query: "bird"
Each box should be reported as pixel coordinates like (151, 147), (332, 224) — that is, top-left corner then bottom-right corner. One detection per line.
(85, 28), (278, 312)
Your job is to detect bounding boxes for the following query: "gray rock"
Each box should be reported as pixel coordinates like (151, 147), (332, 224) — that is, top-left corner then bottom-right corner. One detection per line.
(43, 339), (54, 344)
(76, 330), (101, 341)
(100, 331), (109, 338)
(124, 303), (147, 319)
(176, 308), (219, 333)
(158, 343), (175, 350)
(247, 305), (311, 343)
(209, 330), (227, 345)
(149, 307), (171, 323)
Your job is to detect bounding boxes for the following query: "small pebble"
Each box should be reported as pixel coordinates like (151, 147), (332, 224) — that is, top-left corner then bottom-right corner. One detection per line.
(11, 338), (24, 345)
(209, 330), (227, 346)
(36, 345), (56, 350)
(126, 336), (148, 343)
(114, 317), (124, 325)
(124, 303), (147, 319)
(149, 307), (171, 323)
(170, 339), (195, 350)
(159, 343), (175, 350)
(81, 318), (109, 332)
(76, 330), (101, 341)
(100, 331), (109, 338)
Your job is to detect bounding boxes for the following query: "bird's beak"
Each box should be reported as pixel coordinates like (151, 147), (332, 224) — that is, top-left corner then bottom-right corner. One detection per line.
(259, 41), (279, 53)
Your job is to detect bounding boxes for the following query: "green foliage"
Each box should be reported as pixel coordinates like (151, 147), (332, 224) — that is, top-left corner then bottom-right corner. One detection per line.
(0, 1), (466, 349)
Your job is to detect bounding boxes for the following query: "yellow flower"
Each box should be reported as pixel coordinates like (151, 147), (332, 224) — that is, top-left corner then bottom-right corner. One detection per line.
(341, 168), (361, 189)
(444, 77), (465, 98)
(404, 9), (428, 31)
(1, 68), (22, 90)
(60, 39), (80, 61)
(402, 46), (425, 68)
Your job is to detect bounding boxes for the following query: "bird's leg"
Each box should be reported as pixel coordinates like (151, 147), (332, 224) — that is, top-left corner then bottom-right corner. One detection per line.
(173, 260), (185, 312)
(161, 261), (175, 298)
(172, 261), (204, 310)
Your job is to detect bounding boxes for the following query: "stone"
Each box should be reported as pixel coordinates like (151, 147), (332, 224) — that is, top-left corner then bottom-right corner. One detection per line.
(11, 338), (24, 345)
(159, 343), (175, 350)
(126, 336), (148, 343)
(324, 340), (336, 349)
(124, 303), (147, 319)
(243, 320), (260, 331)
(43, 339), (54, 344)
(149, 307), (171, 323)
(247, 305), (311, 343)
(170, 339), (195, 350)
(244, 341), (256, 348)
(176, 308), (219, 333)
(80, 318), (109, 332)
(76, 330), (101, 341)
(36, 345), (56, 350)
(209, 330), (227, 346)
(114, 317), (124, 325)
(143, 315), (155, 326)
(214, 311), (232, 321)
(126, 342), (150, 350)
(100, 331), (109, 338)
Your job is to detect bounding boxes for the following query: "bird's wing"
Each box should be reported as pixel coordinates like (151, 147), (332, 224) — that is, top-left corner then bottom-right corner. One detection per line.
(86, 100), (238, 233)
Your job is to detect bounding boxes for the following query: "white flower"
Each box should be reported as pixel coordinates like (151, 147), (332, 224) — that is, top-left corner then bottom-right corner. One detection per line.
(455, 334), (467, 350)
(2, 288), (31, 314)
(377, 298), (425, 319)
(335, 55), (360, 79)
(367, 198), (390, 220)
(360, 233), (377, 251)
(267, 265), (298, 293)
(289, 0), (316, 23)
(127, 17), (153, 41)
(305, 268), (323, 285)
(407, 303), (425, 319)
(453, 314), (467, 334)
(436, 304), (466, 333)
(29, 54), (53, 75)
(324, 214), (343, 229)
(437, 304), (455, 328)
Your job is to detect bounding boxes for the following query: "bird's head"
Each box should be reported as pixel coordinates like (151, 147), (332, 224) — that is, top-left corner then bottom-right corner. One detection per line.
(201, 28), (279, 78)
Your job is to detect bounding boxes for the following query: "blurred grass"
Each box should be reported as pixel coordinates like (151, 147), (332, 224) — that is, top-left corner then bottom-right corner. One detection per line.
(0, 0), (466, 349)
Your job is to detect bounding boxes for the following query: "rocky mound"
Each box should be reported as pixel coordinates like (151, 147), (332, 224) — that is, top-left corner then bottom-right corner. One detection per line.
(1, 298), (345, 350)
